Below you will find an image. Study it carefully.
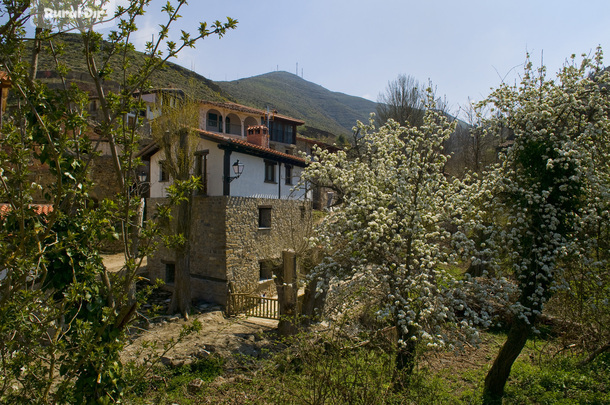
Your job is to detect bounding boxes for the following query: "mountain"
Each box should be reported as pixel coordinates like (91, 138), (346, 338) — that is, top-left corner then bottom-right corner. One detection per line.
(33, 34), (231, 103)
(32, 34), (377, 141)
(218, 72), (378, 139)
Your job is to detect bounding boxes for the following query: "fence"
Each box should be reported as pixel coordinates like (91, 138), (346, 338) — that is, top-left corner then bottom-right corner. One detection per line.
(226, 292), (279, 320)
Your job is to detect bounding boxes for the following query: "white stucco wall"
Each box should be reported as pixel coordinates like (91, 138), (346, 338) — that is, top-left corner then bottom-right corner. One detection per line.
(148, 138), (308, 200)
(227, 151), (306, 199)
(149, 150), (171, 198)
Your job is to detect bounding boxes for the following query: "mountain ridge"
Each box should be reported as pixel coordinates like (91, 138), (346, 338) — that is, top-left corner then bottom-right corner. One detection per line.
(217, 71), (377, 139)
(32, 34), (377, 141)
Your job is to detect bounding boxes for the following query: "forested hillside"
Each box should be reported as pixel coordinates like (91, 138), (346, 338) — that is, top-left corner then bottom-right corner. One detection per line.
(34, 34), (376, 141)
(218, 71), (378, 139)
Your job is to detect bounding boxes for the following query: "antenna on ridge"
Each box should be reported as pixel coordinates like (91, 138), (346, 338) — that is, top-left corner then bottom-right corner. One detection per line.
(296, 62), (298, 76)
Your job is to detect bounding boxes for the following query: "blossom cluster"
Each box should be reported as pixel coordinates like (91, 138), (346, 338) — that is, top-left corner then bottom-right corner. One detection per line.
(455, 49), (610, 325)
(300, 104), (488, 348)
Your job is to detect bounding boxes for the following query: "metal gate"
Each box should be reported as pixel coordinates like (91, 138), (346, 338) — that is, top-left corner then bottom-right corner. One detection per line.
(226, 292), (279, 320)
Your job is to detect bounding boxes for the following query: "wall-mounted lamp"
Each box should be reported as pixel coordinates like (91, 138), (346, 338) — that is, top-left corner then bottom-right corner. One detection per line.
(227, 159), (244, 183)
(129, 171), (150, 197)
(138, 172), (148, 184)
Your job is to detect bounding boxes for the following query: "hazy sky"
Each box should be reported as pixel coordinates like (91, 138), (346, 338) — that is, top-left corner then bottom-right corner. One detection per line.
(32, 1), (610, 117)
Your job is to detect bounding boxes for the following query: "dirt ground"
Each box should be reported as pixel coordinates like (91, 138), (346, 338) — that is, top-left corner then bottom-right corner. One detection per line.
(121, 309), (279, 367)
(104, 253), (499, 388)
(101, 253), (146, 273)
(101, 254), (279, 367)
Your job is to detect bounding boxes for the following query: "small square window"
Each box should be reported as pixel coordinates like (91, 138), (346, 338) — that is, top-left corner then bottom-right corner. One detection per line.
(259, 261), (274, 281)
(165, 263), (175, 284)
(264, 161), (276, 183)
(259, 207), (272, 228)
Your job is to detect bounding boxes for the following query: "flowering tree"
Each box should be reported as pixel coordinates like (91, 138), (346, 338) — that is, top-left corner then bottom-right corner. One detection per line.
(302, 104), (486, 375)
(460, 50), (610, 402)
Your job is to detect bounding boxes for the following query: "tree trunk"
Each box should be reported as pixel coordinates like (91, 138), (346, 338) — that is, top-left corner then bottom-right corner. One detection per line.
(29, 27), (42, 81)
(299, 276), (327, 326)
(168, 197), (192, 318)
(395, 336), (417, 375)
(274, 250), (299, 336)
(483, 318), (531, 403)
(394, 322), (417, 376)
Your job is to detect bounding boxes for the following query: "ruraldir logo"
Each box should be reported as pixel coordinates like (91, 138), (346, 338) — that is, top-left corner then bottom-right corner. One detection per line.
(30, 0), (117, 32)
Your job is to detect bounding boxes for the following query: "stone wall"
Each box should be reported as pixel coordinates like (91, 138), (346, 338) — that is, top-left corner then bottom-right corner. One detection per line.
(224, 197), (311, 295)
(188, 197), (229, 304)
(145, 195), (312, 306)
(89, 155), (122, 203)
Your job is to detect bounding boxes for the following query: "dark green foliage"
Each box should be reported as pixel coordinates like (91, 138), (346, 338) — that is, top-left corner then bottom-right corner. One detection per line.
(0, 1), (236, 402)
(129, 357), (223, 402)
(33, 33), (230, 103)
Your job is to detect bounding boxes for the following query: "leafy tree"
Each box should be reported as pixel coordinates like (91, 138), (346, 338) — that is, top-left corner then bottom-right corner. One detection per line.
(150, 94), (201, 318)
(0, 1), (235, 402)
(460, 50), (610, 402)
(302, 102), (484, 377)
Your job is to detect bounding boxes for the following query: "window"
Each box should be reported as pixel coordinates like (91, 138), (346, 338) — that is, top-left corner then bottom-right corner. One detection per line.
(259, 261), (274, 281)
(271, 121), (284, 143)
(207, 112), (220, 131)
(165, 262), (175, 284)
(159, 160), (169, 182)
(264, 161), (276, 183)
(285, 125), (294, 144)
(326, 191), (335, 208)
(259, 206), (272, 228)
(285, 165), (293, 185)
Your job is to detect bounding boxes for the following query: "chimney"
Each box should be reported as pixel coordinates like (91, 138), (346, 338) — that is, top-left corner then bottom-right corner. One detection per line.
(246, 125), (270, 148)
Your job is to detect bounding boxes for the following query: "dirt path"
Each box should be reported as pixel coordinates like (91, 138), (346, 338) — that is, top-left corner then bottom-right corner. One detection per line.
(122, 309), (279, 367)
(101, 253), (147, 273)
(104, 253), (278, 367)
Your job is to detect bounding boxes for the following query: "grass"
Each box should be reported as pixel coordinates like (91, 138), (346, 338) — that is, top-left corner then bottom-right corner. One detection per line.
(127, 357), (224, 404)
(505, 353), (610, 404)
(124, 328), (610, 404)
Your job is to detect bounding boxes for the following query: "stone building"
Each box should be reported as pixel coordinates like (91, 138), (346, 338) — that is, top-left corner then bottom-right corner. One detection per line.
(141, 100), (312, 305)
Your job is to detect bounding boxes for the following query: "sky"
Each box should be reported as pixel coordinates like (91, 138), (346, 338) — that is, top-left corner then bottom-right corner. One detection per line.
(25, 0), (610, 118)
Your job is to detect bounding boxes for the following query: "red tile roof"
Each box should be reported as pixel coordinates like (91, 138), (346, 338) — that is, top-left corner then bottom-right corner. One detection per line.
(0, 203), (54, 216)
(193, 128), (306, 166)
(0, 71), (10, 88)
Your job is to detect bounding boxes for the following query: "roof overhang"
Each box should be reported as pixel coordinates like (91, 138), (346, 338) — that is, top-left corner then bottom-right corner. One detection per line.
(195, 129), (306, 167)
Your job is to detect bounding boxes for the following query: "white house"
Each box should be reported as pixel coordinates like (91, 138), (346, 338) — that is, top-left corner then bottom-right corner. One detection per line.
(140, 99), (312, 305)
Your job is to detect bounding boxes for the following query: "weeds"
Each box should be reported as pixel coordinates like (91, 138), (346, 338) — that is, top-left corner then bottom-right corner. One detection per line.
(123, 328), (609, 404)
